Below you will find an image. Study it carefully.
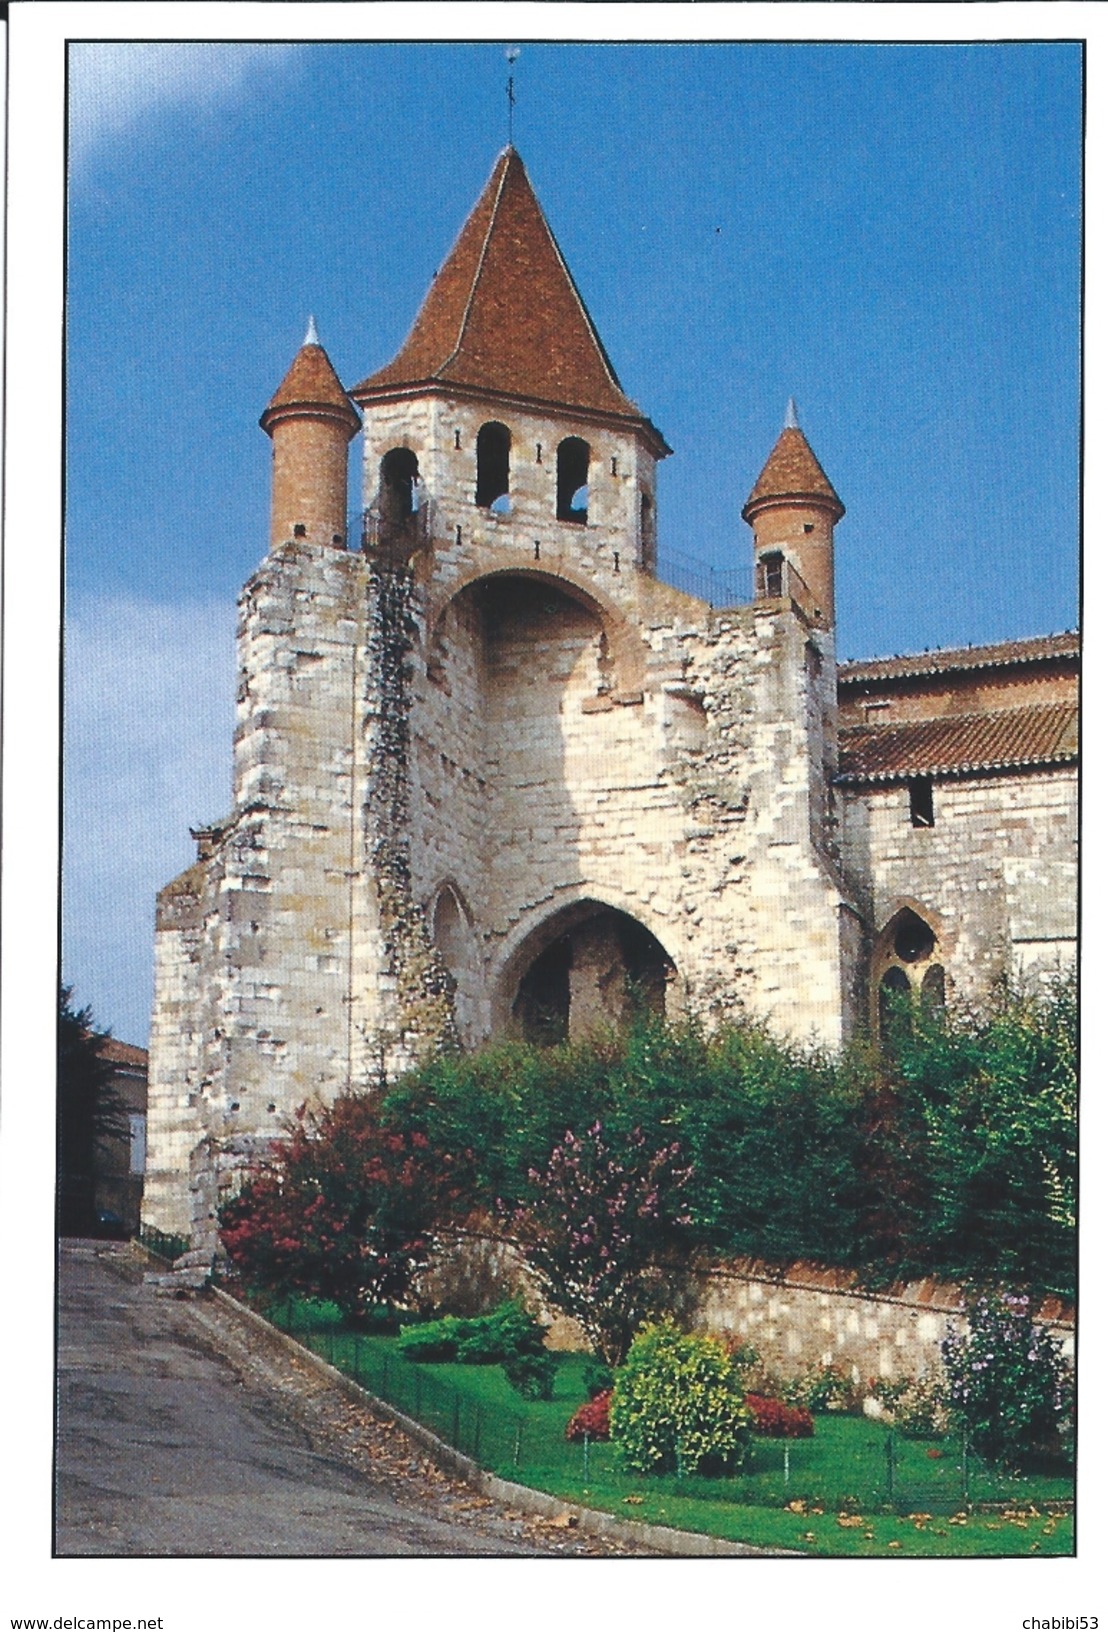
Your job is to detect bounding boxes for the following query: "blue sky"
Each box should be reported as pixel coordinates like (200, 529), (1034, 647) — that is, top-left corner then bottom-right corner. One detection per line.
(63, 39), (1081, 1044)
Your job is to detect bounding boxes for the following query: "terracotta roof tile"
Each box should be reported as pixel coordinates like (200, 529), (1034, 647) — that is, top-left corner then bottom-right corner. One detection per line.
(742, 425), (844, 520)
(261, 342), (360, 435)
(838, 701), (1078, 783)
(839, 632), (1078, 686)
(351, 148), (663, 441)
(98, 1037), (148, 1069)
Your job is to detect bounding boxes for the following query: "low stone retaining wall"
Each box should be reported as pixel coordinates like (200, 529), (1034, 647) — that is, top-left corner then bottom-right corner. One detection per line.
(419, 1230), (1074, 1384)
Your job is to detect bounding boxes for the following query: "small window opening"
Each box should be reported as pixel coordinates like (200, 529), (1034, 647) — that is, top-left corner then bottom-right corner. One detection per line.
(610, 456), (618, 476)
(536, 442), (543, 464)
(293, 523), (307, 538)
(476, 421), (511, 510)
(760, 551), (784, 600)
(878, 965), (911, 1045)
(557, 437), (590, 523)
(379, 447), (420, 525)
(921, 963), (946, 1012)
(454, 428), (462, 449)
(893, 912), (935, 965)
(803, 522), (814, 534)
(909, 776), (935, 828)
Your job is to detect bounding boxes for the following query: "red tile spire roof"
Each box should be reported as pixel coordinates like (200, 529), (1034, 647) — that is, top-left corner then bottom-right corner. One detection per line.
(742, 419), (844, 522)
(351, 148), (667, 448)
(260, 323), (361, 437)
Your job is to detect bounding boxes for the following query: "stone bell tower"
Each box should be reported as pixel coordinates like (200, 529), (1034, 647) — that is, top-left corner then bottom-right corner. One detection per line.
(144, 147), (863, 1245)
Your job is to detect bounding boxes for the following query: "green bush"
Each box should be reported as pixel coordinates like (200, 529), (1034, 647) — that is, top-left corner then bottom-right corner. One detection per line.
(609, 1321), (753, 1476)
(582, 1359), (615, 1399)
(503, 1350), (557, 1401)
(397, 1299), (547, 1365)
(382, 980), (1074, 1298)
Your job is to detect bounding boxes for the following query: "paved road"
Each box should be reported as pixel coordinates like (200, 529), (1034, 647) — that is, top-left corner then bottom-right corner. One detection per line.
(55, 1240), (636, 1557)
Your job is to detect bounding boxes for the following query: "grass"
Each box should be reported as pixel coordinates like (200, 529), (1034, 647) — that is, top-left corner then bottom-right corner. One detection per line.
(266, 1296), (1074, 1558)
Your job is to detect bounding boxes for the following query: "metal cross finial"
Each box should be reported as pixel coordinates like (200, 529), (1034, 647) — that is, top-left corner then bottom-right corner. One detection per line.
(304, 315), (320, 347)
(506, 48), (520, 146)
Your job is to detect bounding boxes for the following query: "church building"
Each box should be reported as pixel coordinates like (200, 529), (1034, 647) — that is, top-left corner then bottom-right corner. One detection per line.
(143, 149), (1077, 1243)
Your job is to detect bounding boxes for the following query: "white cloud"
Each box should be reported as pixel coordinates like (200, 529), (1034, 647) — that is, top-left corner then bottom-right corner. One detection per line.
(63, 594), (236, 1043)
(68, 42), (297, 168)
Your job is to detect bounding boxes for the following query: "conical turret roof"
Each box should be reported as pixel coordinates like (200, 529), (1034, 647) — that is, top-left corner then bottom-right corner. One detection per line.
(743, 412), (844, 521)
(352, 148), (667, 449)
(261, 323), (361, 437)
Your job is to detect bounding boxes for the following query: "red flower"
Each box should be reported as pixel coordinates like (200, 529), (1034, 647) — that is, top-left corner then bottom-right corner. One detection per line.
(565, 1390), (613, 1441)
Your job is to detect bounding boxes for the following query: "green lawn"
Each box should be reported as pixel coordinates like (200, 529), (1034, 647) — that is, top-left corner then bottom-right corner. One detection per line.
(268, 1298), (1074, 1558)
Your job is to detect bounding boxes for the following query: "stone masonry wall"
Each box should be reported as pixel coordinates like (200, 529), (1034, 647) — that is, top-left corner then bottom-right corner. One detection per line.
(419, 1231), (1075, 1381)
(840, 766), (1077, 1005)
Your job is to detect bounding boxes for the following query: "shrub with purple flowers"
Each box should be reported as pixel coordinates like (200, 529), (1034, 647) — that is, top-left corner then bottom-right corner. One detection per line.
(941, 1291), (1071, 1469)
(507, 1123), (693, 1365)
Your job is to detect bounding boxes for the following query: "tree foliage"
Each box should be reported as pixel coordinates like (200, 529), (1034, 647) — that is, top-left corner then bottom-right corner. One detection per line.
(57, 985), (128, 1235)
(880, 974), (1076, 1292)
(218, 1095), (468, 1322)
(387, 975), (1075, 1298)
(507, 1123), (693, 1365)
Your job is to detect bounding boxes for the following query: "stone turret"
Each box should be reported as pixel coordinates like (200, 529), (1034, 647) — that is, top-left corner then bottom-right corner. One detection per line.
(743, 400), (844, 628)
(260, 317), (361, 550)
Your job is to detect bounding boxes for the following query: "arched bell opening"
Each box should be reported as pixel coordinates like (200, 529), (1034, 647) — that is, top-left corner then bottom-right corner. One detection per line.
(500, 901), (677, 1045)
(475, 421), (511, 512)
(379, 446), (420, 525)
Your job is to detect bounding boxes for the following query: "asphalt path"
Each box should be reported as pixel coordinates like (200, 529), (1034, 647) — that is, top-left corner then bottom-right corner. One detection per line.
(55, 1240), (639, 1557)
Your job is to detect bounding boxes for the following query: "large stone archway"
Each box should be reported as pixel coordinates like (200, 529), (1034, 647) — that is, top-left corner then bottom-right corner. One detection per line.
(495, 899), (678, 1044)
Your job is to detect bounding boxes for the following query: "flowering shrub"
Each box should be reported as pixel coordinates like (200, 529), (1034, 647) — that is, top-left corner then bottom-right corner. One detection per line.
(218, 1096), (466, 1323)
(508, 1124), (693, 1365)
(941, 1292), (1070, 1468)
(869, 1372), (950, 1438)
(609, 1322), (753, 1475)
(565, 1389), (613, 1442)
(777, 1362), (862, 1415)
(743, 1394), (814, 1438)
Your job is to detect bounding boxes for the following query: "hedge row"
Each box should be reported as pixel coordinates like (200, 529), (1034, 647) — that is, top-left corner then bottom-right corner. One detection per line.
(384, 975), (1075, 1298)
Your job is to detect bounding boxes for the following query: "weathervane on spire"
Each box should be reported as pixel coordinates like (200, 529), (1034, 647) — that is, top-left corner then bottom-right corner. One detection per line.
(506, 47), (520, 146)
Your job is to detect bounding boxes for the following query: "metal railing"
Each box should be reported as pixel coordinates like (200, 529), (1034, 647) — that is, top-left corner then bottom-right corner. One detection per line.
(271, 1298), (530, 1473)
(139, 1224), (190, 1262)
(655, 547), (749, 609)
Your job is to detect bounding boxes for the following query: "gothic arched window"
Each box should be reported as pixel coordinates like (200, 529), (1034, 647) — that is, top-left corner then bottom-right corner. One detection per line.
(476, 422), (511, 512)
(873, 906), (944, 1042)
(557, 437), (590, 523)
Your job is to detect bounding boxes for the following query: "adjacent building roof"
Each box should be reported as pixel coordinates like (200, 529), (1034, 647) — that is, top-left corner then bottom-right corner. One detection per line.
(742, 423), (844, 521)
(260, 333), (361, 437)
(838, 701), (1078, 784)
(351, 147), (667, 447)
(839, 632), (1078, 687)
(95, 1037), (148, 1070)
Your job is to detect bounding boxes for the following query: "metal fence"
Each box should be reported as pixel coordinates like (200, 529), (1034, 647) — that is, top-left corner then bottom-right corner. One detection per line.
(139, 1225), (189, 1262)
(271, 1299), (531, 1472)
(260, 1300), (1068, 1518)
(654, 548), (749, 609)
